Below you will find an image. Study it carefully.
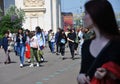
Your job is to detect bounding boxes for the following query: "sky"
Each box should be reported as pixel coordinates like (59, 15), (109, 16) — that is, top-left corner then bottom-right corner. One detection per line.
(61, 0), (120, 14)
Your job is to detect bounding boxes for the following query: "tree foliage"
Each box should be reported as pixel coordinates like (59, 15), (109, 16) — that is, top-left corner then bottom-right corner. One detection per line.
(0, 5), (25, 38)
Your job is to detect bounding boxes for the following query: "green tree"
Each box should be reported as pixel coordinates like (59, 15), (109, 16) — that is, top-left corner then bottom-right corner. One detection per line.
(0, 5), (25, 38)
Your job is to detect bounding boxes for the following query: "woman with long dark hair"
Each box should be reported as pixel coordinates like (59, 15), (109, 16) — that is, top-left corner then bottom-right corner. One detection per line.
(16, 28), (26, 68)
(25, 29), (31, 63)
(77, 0), (120, 84)
(36, 26), (45, 65)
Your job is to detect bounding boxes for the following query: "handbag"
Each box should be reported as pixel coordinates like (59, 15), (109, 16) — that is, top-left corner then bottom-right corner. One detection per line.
(7, 41), (14, 51)
(60, 39), (66, 44)
(8, 46), (13, 51)
(40, 45), (44, 50)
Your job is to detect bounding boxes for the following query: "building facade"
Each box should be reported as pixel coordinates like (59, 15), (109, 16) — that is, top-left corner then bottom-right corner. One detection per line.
(15, 0), (62, 32)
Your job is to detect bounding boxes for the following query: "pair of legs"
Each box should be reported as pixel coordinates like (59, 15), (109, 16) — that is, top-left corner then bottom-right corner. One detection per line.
(48, 41), (52, 52)
(30, 48), (41, 67)
(69, 43), (75, 59)
(74, 43), (79, 55)
(60, 44), (65, 56)
(51, 42), (55, 53)
(4, 49), (11, 64)
(37, 50), (44, 62)
(17, 44), (25, 67)
(56, 43), (60, 55)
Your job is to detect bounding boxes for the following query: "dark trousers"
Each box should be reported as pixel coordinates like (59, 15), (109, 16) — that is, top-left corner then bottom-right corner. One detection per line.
(4, 50), (11, 63)
(48, 41), (52, 52)
(60, 44), (65, 56)
(56, 43), (60, 53)
(69, 43), (75, 58)
(74, 43), (79, 50)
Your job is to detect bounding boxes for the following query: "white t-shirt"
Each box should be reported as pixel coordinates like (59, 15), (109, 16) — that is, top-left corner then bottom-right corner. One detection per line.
(50, 36), (55, 42)
(30, 36), (38, 48)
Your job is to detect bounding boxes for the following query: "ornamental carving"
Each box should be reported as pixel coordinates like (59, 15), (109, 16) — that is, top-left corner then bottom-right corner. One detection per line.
(24, 0), (45, 7)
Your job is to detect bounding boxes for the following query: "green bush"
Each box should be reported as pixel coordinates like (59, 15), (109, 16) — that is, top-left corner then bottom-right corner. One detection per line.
(0, 5), (25, 36)
(0, 34), (3, 39)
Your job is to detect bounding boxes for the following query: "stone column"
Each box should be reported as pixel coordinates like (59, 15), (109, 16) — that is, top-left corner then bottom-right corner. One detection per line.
(58, 0), (62, 28)
(52, 0), (58, 33)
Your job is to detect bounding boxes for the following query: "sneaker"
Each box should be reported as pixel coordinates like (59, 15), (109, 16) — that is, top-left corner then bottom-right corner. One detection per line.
(72, 57), (75, 60)
(62, 57), (65, 60)
(20, 64), (23, 68)
(36, 63), (40, 67)
(27, 59), (31, 63)
(41, 58), (44, 62)
(56, 52), (60, 55)
(29, 63), (34, 67)
(61, 53), (64, 56)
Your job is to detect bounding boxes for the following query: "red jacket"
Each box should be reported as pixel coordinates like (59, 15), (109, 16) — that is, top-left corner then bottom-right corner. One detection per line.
(91, 62), (120, 84)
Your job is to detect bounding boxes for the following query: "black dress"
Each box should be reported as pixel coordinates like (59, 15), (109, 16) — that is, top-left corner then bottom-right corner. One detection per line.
(80, 39), (120, 82)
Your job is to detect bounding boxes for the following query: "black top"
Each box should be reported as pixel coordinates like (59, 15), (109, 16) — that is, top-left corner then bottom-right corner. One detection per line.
(80, 39), (120, 81)
(2, 36), (9, 51)
(55, 32), (60, 44)
(16, 34), (26, 47)
(67, 32), (76, 44)
(58, 33), (67, 45)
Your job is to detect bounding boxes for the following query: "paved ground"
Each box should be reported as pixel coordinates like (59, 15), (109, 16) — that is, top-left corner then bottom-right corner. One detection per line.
(0, 47), (81, 84)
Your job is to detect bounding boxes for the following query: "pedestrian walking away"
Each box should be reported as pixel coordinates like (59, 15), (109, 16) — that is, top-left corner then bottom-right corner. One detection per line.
(36, 26), (46, 64)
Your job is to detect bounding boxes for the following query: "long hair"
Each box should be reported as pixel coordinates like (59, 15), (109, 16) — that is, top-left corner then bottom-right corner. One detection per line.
(85, 0), (120, 39)
(36, 26), (42, 34)
(17, 28), (24, 37)
(60, 29), (66, 38)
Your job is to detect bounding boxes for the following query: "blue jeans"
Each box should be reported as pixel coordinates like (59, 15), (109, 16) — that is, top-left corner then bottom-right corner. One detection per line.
(17, 44), (25, 64)
(51, 42), (55, 53)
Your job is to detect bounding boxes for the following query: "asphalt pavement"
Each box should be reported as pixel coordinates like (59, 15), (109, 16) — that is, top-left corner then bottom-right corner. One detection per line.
(0, 47), (81, 84)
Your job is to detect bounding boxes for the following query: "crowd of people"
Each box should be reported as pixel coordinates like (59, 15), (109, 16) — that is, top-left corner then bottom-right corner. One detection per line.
(0, 25), (94, 68)
(1, 27), (46, 68)
(48, 27), (94, 60)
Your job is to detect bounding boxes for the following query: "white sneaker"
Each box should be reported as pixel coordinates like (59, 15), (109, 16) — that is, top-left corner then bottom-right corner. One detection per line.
(27, 59), (31, 63)
(41, 58), (44, 62)
(29, 63), (34, 67)
(20, 64), (23, 68)
(36, 63), (39, 67)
